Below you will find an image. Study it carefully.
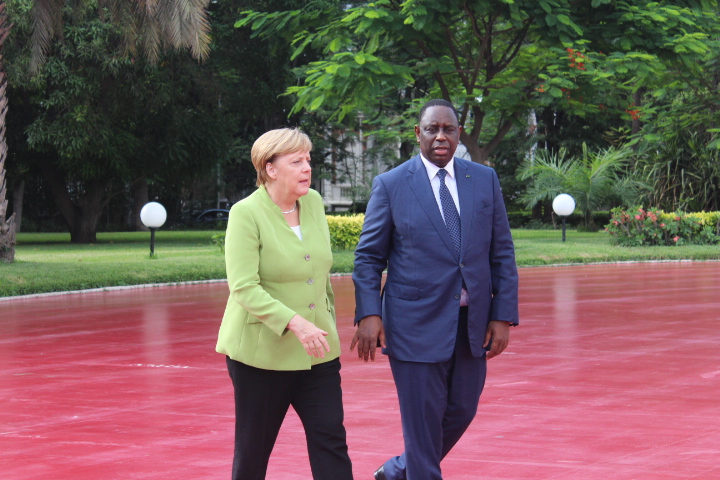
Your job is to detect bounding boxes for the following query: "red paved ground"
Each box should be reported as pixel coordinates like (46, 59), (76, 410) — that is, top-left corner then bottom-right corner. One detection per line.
(1, 262), (720, 479)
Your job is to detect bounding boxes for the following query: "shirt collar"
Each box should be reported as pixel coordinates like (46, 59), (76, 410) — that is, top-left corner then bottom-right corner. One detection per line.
(420, 154), (455, 181)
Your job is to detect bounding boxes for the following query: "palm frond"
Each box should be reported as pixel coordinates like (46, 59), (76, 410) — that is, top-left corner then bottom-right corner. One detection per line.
(30, 0), (211, 72)
(29, 0), (64, 73)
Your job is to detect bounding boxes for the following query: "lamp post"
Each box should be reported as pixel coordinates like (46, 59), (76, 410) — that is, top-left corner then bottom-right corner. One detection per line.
(552, 194), (576, 242)
(140, 202), (167, 257)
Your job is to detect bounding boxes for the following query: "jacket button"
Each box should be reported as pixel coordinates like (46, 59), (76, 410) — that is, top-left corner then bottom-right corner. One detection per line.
(307, 279), (314, 285)
(459, 263), (464, 268)
(309, 303), (316, 310)
(454, 294), (460, 300)
(304, 254), (311, 260)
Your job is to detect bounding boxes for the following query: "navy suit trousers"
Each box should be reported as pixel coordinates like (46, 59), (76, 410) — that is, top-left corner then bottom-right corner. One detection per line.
(384, 307), (487, 480)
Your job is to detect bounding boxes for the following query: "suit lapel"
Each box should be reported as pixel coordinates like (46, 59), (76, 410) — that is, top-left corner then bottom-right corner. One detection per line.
(406, 156), (458, 259)
(455, 160), (475, 261)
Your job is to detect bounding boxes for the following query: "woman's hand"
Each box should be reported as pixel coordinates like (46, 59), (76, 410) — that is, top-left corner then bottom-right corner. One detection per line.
(287, 315), (330, 358)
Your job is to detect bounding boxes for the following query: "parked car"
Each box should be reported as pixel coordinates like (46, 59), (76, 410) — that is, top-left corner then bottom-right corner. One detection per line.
(194, 209), (230, 223)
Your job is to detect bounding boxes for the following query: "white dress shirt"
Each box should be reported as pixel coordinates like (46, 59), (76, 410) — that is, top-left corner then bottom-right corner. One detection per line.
(420, 155), (468, 307)
(420, 155), (460, 221)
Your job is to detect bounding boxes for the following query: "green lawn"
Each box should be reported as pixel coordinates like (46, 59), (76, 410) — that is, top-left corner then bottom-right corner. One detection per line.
(1, 231), (228, 297)
(1, 230), (718, 297)
(511, 230), (720, 265)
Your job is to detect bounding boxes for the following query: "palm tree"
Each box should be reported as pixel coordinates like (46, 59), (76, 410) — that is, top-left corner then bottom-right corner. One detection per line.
(0, 2), (14, 263)
(0, 0), (211, 262)
(517, 144), (649, 229)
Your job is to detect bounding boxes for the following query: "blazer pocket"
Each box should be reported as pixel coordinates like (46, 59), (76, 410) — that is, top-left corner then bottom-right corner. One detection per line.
(384, 282), (420, 301)
(244, 310), (262, 324)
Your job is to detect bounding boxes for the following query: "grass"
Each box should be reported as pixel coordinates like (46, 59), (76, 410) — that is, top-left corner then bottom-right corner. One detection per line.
(511, 230), (720, 265)
(1, 229), (718, 298)
(1, 231), (227, 297)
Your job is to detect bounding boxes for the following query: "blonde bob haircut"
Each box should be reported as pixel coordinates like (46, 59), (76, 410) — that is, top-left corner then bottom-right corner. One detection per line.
(251, 128), (313, 187)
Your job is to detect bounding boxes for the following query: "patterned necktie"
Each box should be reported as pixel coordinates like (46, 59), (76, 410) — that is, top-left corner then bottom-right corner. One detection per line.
(437, 168), (461, 256)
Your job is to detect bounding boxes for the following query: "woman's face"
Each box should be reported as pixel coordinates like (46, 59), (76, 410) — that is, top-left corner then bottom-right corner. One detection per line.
(266, 150), (312, 198)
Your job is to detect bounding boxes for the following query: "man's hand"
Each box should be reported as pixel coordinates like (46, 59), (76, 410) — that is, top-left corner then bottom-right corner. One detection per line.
(484, 320), (510, 359)
(350, 315), (386, 362)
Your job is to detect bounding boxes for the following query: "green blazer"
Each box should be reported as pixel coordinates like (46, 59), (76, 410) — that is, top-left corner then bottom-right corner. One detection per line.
(216, 186), (340, 371)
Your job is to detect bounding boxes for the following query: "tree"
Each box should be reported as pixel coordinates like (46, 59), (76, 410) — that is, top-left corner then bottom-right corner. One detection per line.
(239, 0), (578, 164)
(29, 0), (211, 72)
(10, 3), (226, 242)
(1, 2), (15, 262)
(517, 144), (648, 229)
(0, 0), (211, 254)
(239, 0), (719, 168)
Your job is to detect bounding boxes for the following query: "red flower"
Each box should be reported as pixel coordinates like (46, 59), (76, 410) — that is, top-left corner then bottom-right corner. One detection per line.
(635, 215), (642, 220)
(660, 223), (665, 227)
(673, 236), (680, 242)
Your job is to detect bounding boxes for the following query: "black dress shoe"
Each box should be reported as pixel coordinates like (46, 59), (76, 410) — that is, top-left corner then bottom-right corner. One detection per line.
(374, 465), (387, 480)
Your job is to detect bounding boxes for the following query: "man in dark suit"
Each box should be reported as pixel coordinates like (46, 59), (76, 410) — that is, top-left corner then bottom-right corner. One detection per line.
(351, 99), (519, 480)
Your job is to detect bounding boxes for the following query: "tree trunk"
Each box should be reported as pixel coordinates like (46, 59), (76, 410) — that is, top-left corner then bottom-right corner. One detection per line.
(0, 1), (15, 262)
(12, 178), (23, 233)
(0, 163), (14, 261)
(132, 176), (149, 231)
(70, 207), (103, 243)
(531, 202), (543, 221)
(39, 160), (107, 243)
(399, 140), (414, 162)
(461, 138), (487, 164)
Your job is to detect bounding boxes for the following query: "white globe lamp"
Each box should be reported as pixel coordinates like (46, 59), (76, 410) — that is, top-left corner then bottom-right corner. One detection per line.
(140, 202), (167, 256)
(552, 194), (575, 242)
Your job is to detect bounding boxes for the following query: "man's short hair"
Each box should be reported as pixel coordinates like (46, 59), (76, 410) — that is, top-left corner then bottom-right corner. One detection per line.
(251, 128), (313, 187)
(418, 99), (459, 123)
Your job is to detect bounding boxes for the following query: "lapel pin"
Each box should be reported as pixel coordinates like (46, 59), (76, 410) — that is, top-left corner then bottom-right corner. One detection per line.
(466, 174), (471, 178)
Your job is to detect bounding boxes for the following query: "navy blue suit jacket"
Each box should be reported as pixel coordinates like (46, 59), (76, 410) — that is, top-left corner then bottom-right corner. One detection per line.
(353, 155), (519, 362)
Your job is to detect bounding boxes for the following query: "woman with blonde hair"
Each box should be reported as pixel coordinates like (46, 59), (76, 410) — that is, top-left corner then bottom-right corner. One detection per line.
(216, 128), (353, 480)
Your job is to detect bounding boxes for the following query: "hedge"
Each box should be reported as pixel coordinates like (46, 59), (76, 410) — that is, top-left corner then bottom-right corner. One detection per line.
(506, 210), (612, 229)
(210, 214), (366, 252)
(327, 214), (365, 249)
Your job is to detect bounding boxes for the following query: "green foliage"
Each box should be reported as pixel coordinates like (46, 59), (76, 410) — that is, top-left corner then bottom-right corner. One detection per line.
(517, 144), (649, 227)
(237, 0), (720, 165)
(211, 233), (225, 253)
(237, 0), (593, 162)
(636, 129), (720, 212)
(206, 214), (365, 253)
(27, 0), (212, 73)
(326, 214), (364, 249)
(5, 1), (237, 242)
(605, 206), (720, 246)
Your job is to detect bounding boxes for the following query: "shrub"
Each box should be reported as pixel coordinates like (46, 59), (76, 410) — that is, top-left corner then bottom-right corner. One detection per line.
(327, 214), (364, 249)
(507, 210), (612, 229)
(208, 214), (365, 252)
(605, 207), (720, 246)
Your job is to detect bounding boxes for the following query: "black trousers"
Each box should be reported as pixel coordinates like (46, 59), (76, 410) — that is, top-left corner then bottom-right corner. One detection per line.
(226, 357), (353, 480)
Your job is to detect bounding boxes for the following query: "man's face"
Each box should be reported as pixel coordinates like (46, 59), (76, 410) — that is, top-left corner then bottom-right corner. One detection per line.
(415, 106), (462, 168)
